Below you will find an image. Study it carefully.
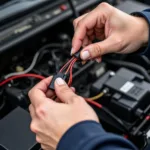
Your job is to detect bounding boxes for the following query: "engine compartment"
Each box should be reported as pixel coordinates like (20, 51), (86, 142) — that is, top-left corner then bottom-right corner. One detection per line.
(0, 0), (150, 150)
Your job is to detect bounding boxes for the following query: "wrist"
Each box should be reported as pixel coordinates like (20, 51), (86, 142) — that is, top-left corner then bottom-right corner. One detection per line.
(136, 17), (149, 46)
(131, 13), (149, 47)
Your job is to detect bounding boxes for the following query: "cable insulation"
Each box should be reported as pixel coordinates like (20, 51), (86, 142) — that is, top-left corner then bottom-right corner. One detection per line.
(0, 74), (45, 86)
(4, 52), (40, 79)
(90, 93), (104, 101)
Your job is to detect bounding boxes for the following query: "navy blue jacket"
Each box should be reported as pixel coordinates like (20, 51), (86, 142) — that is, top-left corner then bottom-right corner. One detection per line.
(57, 10), (150, 150)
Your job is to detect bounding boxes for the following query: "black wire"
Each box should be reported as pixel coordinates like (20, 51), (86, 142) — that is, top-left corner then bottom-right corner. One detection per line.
(101, 106), (129, 133)
(141, 55), (150, 66)
(104, 58), (150, 82)
(67, 0), (79, 18)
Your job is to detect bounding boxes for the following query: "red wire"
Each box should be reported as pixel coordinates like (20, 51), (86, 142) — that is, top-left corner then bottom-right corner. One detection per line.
(68, 67), (73, 86)
(85, 98), (102, 109)
(59, 57), (74, 73)
(0, 74), (45, 86)
(0, 62), (103, 111)
(145, 115), (150, 120)
(65, 58), (77, 74)
(68, 58), (78, 86)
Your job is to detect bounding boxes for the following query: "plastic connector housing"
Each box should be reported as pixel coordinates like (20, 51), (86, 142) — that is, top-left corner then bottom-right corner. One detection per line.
(73, 48), (82, 59)
(49, 73), (67, 90)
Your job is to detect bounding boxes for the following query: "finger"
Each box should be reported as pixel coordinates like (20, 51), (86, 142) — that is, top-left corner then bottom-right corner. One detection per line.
(82, 35), (90, 47)
(41, 144), (50, 150)
(71, 87), (76, 93)
(72, 10), (104, 54)
(95, 57), (102, 63)
(89, 35), (95, 42)
(95, 33), (105, 41)
(29, 104), (36, 118)
(28, 76), (56, 107)
(31, 76), (52, 93)
(46, 90), (55, 98)
(55, 87), (75, 103)
(55, 97), (61, 103)
(80, 35), (122, 60)
(73, 13), (88, 29)
(54, 78), (79, 104)
(87, 29), (94, 36)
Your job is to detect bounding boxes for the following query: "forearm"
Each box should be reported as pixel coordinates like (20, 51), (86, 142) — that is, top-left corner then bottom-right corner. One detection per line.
(57, 121), (137, 150)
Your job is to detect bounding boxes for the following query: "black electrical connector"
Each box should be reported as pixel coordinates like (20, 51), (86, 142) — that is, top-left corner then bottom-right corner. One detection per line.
(73, 48), (82, 59)
(49, 73), (68, 90)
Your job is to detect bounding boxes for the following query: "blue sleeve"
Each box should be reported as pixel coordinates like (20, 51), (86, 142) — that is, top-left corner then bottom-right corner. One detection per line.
(132, 9), (150, 58)
(57, 121), (137, 150)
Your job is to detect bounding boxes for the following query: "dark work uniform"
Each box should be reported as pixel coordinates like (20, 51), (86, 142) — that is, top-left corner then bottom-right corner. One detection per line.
(57, 10), (150, 150)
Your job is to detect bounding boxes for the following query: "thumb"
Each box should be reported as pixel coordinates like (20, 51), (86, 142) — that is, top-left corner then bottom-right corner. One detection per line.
(54, 78), (79, 104)
(80, 35), (122, 60)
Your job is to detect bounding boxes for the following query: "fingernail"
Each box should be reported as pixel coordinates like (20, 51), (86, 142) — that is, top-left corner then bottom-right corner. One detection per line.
(56, 78), (65, 85)
(81, 51), (90, 60)
(96, 58), (101, 63)
(96, 58), (99, 63)
(71, 47), (74, 55)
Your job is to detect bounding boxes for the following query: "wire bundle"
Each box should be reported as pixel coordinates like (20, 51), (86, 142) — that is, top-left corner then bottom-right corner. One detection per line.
(58, 57), (129, 132)
(59, 56), (78, 86)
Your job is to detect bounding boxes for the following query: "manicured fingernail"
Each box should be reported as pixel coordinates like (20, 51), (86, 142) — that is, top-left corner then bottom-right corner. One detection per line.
(81, 51), (90, 60)
(56, 78), (65, 85)
(96, 58), (101, 63)
(71, 47), (74, 55)
(96, 58), (99, 63)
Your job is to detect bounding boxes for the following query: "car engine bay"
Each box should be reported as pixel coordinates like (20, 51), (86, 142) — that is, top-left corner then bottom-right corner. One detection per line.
(0, 0), (150, 150)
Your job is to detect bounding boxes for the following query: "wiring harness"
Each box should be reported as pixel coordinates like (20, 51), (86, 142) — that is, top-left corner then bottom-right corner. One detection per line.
(48, 51), (131, 133)
(0, 48), (149, 138)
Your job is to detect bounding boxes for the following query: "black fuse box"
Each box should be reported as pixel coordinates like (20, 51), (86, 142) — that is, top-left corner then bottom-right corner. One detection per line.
(91, 68), (150, 123)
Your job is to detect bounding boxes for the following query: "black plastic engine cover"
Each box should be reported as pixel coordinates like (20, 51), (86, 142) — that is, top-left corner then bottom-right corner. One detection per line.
(0, 107), (39, 150)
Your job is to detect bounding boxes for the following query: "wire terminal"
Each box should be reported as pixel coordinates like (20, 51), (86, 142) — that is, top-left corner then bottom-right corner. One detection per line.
(49, 73), (68, 90)
(73, 48), (82, 59)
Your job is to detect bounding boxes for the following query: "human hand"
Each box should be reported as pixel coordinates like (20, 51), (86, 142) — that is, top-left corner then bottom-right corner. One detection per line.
(28, 77), (99, 150)
(72, 2), (149, 62)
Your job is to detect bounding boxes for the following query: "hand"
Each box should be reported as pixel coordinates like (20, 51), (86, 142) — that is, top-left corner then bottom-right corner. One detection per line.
(72, 2), (149, 62)
(28, 77), (99, 150)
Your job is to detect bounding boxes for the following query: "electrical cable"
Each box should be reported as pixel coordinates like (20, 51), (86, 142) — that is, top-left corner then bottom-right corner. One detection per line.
(59, 57), (75, 73)
(68, 58), (77, 86)
(1, 51), (129, 133)
(4, 51), (40, 79)
(141, 55), (150, 66)
(85, 98), (102, 108)
(89, 92), (104, 101)
(65, 58), (77, 74)
(146, 115), (150, 121)
(51, 50), (60, 62)
(59, 58), (128, 133)
(85, 98), (128, 132)
(104, 58), (150, 82)
(67, 0), (79, 18)
(4, 43), (63, 79)
(0, 74), (45, 86)
(100, 106), (128, 132)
